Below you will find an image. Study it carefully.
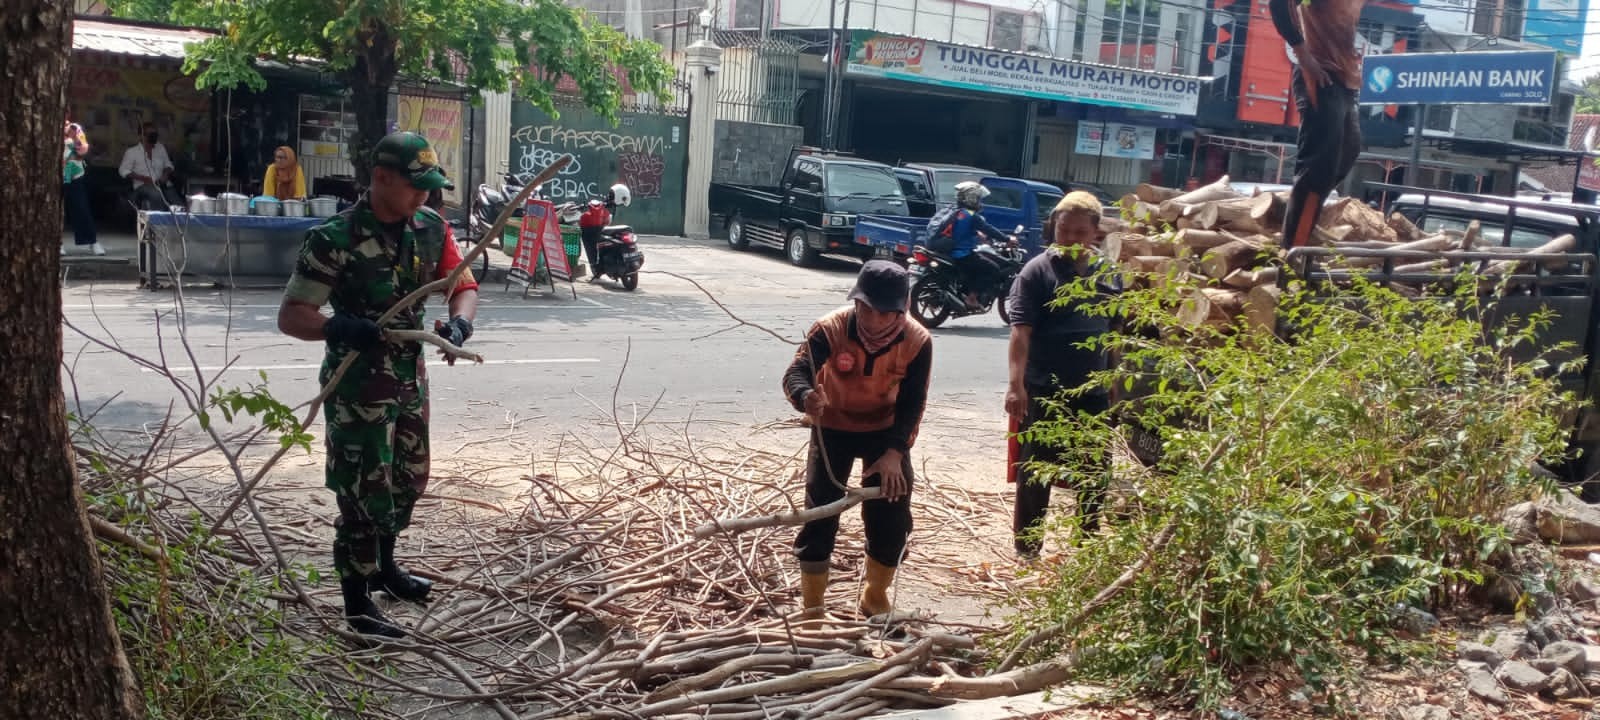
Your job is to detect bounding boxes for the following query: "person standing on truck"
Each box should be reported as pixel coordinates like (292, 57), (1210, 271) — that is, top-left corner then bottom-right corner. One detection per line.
(783, 260), (933, 619)
(1269, 0), (1363, 249)
(929, 181), (1011, 311)
(1005, 192), (1119, 558)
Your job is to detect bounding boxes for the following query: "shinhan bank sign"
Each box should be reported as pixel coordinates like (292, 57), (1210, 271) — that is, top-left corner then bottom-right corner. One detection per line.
(1359, 51), (1557, 106)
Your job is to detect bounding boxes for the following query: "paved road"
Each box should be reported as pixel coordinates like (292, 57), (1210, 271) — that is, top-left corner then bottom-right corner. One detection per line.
(62, 234), (1013, 479)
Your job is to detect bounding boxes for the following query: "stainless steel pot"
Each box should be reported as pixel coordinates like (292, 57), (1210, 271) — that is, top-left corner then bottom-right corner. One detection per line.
(280, 199), (306, 217)
(252, 196), (282, 216)
(308, 196), (339, 217)
(188, 195), (218, 214)
(219, 193), (249, 215)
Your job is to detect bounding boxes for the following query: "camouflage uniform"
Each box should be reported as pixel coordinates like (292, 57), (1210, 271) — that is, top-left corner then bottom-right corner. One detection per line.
(284, 201), (464, 579)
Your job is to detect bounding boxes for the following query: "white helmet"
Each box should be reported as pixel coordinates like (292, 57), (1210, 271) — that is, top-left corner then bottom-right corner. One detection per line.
(954, 181), (989, 210)
(610, 183), (632, 207)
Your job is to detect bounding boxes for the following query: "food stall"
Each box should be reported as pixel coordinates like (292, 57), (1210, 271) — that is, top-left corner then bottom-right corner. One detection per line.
(137, 201), (333, 288)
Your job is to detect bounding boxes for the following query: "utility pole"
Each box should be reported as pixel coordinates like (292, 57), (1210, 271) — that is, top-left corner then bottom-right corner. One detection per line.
(822, 0), (838, 150)
(1408, 103), (1425, 185)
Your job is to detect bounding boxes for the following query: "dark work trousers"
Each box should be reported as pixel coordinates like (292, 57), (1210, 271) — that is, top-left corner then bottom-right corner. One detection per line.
(793, 427), (915, 572)
(62, 179), (96, 246)
(580, 225), (603, 277)
(1280, 72), (1361, 249)
(1013, 387), (1110, 557)
(955, 252), (1003, 298)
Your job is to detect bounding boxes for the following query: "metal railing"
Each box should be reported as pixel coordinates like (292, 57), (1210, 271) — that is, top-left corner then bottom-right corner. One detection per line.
(712, 31), (801, 126)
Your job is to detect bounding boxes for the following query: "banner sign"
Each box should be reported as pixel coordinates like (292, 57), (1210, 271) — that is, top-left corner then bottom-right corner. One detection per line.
(846, 31), (1204, 116)
(1523, 0), (1588, 55)
(397, 95), (465, 206)
(1359, 51), (1557, 106)
(1074, 123), (1157, 159)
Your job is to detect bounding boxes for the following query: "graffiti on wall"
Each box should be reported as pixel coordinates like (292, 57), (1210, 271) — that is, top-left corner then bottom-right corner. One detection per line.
(511, 124), (672, 199)
(508, 102), (688, 235)
(618, 152), (665, 199)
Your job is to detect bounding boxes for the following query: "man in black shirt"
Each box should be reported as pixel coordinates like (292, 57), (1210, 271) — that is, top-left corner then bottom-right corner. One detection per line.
(1005, 192), (1117, 558)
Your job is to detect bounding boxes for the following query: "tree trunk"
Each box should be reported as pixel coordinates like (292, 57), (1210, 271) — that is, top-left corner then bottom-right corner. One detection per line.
(345, 35), (400, 188)
(0, 4), (145, 718)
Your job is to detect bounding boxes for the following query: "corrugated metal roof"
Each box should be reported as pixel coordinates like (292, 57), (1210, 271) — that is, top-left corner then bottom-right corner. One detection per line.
(72, 18), (216, 59)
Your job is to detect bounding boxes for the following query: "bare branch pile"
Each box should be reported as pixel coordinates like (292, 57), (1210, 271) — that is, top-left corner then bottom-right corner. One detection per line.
(76, 409), (1063, 719)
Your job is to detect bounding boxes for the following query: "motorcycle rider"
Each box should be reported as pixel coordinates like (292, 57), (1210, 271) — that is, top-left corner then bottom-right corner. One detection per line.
(930, 181), (1010, 311)
(578, 183), (631, 281)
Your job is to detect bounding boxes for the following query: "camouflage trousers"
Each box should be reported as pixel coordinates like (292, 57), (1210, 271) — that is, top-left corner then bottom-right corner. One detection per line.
(323, 351), (430, 579)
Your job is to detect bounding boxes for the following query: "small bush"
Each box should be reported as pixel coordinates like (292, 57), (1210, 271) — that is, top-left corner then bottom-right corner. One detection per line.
(87, 484), (352, 720)
(996, 263), (1578, 708)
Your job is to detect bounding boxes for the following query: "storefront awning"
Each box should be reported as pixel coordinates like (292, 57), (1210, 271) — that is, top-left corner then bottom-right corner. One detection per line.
(73, 17), (217, 60)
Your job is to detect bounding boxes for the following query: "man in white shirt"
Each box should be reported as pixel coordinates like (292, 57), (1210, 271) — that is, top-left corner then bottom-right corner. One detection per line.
(120, 121), (179, 210)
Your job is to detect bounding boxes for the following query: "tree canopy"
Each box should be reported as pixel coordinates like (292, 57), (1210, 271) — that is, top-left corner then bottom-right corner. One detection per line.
(109, 0), (675, 182)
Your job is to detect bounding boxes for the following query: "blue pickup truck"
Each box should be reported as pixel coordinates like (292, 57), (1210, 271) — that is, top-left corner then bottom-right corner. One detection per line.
(854, 177), (1064, 260)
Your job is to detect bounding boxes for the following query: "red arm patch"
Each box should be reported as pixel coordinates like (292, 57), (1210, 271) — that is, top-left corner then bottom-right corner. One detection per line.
(434, 223), (480, 296)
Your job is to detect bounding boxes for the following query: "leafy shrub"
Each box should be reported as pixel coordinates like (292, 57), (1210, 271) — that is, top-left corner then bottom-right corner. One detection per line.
(996, 263), (1578, 708)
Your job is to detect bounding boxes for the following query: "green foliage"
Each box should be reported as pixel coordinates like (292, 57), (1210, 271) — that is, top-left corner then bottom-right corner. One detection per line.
(997, 261), (1578, 708)
(206, 371), (314, 451)
(1576, 73), (1600, 115)
(88, 485), (357, 719)
(117, 0), (673, 120)
(110, 0), (674, 181)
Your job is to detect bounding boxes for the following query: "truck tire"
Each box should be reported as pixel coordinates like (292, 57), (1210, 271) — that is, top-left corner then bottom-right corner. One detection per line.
(727, 214), (750, 250)
(786, 228), (819, 267)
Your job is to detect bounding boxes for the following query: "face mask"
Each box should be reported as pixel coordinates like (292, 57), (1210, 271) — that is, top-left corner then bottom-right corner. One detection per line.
(145, 132), (158, 143)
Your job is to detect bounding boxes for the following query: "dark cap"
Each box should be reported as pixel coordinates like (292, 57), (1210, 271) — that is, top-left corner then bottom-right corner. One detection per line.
(371, 132), (453, 191)
(848, 260), (910, 313)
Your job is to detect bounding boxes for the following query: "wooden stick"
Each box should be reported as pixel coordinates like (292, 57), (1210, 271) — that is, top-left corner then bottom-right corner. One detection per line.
(1170, 174), (1239, 205)
(693, 487), (883, 539)
(1199, 238), (1268, 279)
(1387, 212), (1423, 243)
(1245, 284), (1282, 336)
(880, 660), (1073, 699)
(1134, 182), (1182, 204)
(386, 329), (484, 363)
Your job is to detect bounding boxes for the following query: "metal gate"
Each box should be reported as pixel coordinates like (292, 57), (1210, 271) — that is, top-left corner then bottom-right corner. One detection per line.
(508, 76), (692, 236)
(713, 31), (801, 125)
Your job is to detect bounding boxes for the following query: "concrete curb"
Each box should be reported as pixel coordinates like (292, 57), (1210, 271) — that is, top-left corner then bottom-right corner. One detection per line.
(60, 257), (141, 283)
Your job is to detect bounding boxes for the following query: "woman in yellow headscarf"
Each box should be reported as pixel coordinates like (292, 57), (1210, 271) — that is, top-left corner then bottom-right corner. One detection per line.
(263, 146), (307, 200)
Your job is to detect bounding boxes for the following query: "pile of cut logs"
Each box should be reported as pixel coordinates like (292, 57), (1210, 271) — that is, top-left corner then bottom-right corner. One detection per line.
(1098, 175), (1579, 334)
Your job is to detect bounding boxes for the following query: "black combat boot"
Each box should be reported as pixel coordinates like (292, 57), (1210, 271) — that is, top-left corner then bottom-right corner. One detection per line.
(368, 534), (433, 604)
(340, 575), (406, 638)
(336, 545), (405, 639)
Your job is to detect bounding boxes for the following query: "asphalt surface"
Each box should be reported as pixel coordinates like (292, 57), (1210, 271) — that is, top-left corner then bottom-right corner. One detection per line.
(61, 234), (1014, 478)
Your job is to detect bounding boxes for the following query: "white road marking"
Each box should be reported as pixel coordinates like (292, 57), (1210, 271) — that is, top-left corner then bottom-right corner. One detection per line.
(138, 358), (601, 373)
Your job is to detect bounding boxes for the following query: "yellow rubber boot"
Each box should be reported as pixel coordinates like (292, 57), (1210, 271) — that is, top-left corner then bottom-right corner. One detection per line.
(859, 558), (896, 618)
(799, 570), (829, 617)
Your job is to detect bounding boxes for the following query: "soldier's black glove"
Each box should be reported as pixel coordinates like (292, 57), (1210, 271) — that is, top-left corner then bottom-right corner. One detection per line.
(435, 315), (473, 347)
(324, 313), (384, 351)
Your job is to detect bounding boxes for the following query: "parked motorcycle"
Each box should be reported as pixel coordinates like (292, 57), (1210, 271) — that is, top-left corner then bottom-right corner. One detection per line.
(556, 183), (644, 291)
(469, 172), (535, 244)
(906, 226), (1026, 329)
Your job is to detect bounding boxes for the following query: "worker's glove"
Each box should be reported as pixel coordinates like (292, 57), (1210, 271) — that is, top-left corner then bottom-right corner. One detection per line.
(435, 315), (474, 347)
(324, 313), (384, 352)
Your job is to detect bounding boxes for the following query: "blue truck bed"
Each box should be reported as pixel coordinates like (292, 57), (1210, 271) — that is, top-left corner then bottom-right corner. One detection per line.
(853, 176), (1063, 260)
(853, 214), (930, 258)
